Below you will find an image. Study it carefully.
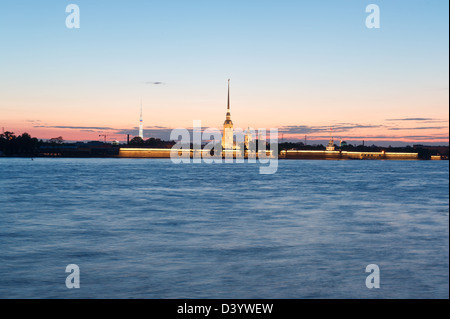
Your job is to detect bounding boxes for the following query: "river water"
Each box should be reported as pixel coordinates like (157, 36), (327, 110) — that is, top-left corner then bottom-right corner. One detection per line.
(0, 158), (448, 298)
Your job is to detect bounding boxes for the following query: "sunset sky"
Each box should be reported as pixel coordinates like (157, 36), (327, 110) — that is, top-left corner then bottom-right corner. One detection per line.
(0, 0), (448, 145)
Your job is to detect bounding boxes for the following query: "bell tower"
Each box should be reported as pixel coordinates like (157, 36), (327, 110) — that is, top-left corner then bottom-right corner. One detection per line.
(222, 79), (234, 150)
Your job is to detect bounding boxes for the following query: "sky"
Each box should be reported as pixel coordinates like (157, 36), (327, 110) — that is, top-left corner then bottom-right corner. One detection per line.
(0, 0), (448, 146)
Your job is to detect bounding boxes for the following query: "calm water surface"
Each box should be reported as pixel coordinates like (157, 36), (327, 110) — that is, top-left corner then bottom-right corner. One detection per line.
(0, 158), (448, 298)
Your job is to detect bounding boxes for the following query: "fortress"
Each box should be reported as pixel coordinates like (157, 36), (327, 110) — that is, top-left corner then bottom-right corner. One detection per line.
(118, 80), (419, 161)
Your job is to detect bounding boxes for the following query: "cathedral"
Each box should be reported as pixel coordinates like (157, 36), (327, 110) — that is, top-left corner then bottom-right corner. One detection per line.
(222, 79), (253, 152)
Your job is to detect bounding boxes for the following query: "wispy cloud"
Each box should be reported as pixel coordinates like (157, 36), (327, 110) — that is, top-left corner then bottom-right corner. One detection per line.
(31, 123), (448, 144)
(277, 122), (449, 144)
(33, 125), (117, 131)
(26, 120), (48, 125)
(385, 117), (441, 122)
(115, 126), (175, 139)
(278, 124), (383, 135)
(297, 134), (449, 141)
(388, 126), (447, 131)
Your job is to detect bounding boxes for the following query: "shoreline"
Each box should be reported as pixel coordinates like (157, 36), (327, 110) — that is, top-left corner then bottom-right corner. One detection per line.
(1, 147), (448, 161)
(1, 155), (447, 161)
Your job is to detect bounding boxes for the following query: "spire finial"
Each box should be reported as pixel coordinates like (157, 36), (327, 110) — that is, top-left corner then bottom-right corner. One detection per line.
(227, 79), (230, 110)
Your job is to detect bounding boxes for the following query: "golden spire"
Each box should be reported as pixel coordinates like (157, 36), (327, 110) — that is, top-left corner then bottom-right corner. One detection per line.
(227, 78), (230, 110)
(224, 79), (232, 124)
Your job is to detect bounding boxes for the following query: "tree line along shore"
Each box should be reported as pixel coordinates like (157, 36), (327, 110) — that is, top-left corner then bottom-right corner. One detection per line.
(0, 131), (448, 160)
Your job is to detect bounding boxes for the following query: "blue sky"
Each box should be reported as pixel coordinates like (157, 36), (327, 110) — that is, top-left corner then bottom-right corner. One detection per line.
(0, 0), (448, 145)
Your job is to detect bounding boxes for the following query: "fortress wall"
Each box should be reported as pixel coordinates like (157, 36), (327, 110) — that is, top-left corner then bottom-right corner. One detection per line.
(119, 148), (275, 159)
(120, 148), (419, 160)
(118, 148), (172, 158)
(344, 151), (418, 160)
(383, 153), (418, 160)
(281, 150), (419, 160)
(282, 150), (342, 159)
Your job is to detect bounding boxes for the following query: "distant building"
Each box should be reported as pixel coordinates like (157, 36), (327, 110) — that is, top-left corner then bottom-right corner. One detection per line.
(326, 128), (335, 151)
(245, 127), (253, 149)
(326, 138), (335, 151)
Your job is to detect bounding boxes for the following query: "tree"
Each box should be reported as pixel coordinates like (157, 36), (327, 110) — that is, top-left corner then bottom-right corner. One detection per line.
(130, 136), (144, 145)
(49, 136), (64, 144)
(0, 132), (39, 155)
(1, 131), (16, 141)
